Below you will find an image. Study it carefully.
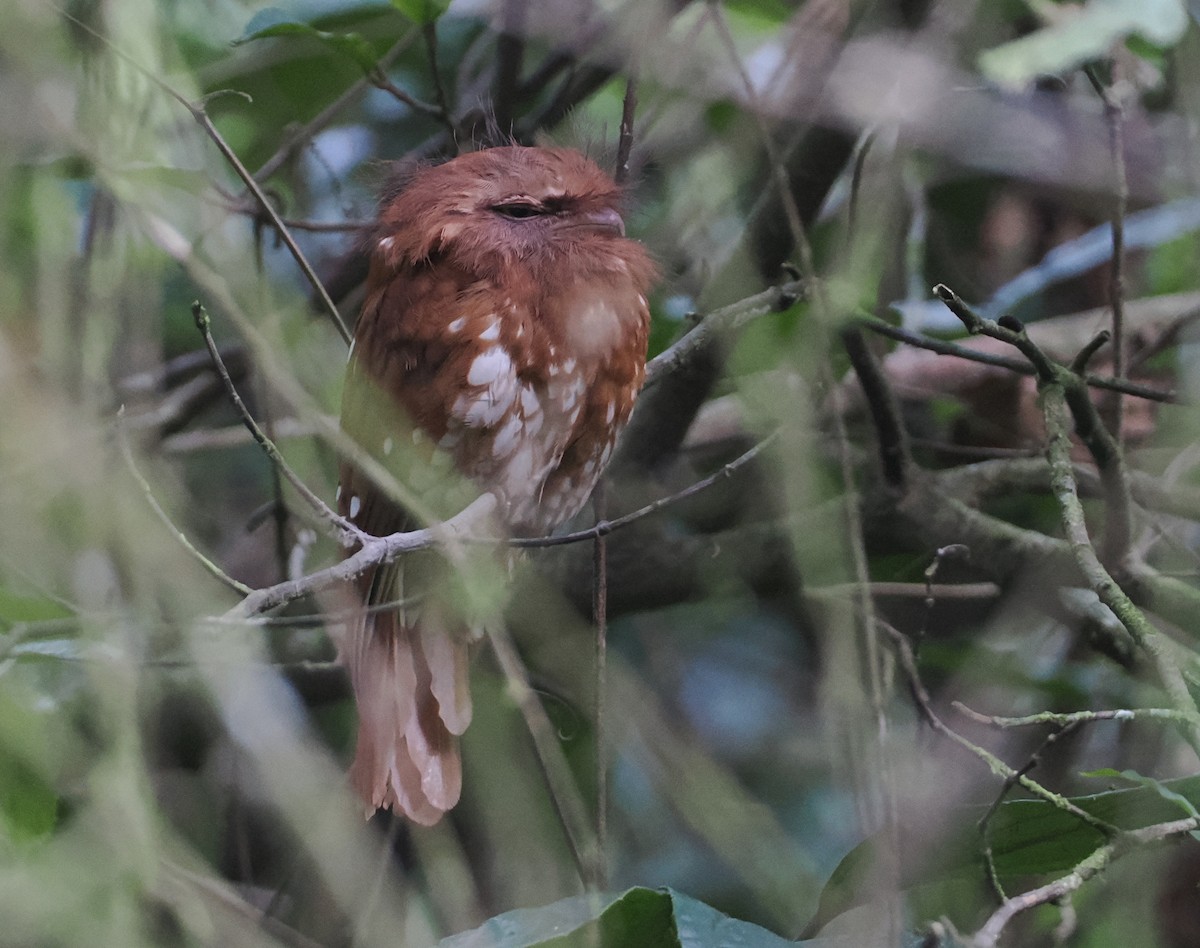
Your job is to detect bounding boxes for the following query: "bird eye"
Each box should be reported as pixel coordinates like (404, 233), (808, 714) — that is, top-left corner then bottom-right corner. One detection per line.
(492, 201), (544, 220)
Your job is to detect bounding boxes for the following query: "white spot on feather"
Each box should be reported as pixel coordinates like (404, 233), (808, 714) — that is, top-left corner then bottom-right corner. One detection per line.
(492, 414), (523, 457)
(479, 318), (501, 342)
(468, 347), (512, 386)
(349, 495), (361, 519)
(448, 316), (466, 333)
(379, 236), (395, 251)
(519, 385), (541, 417)
(455, 347), (518, 426)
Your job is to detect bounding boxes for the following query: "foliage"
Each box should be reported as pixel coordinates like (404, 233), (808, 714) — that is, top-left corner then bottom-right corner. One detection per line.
(4, 1), (1200, 947)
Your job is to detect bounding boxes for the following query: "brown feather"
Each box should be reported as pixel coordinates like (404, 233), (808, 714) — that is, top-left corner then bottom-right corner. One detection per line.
(336, 145), (657, 823)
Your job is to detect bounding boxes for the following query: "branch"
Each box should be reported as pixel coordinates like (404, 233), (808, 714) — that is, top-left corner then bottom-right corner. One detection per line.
(517, 433), (775, 549)
(935, 285), (1136, 567)
(117, 411), (252, 596)
(614, 75), (638, 186)
(192, 302), (365, 549)
(221, 431), (775, 619)
(858, 314), (1175, 404)
(953, 703), (1196, 729)
(1041, 382), (1200, 745)
(368, 72), (446, 120)
(254, 31), (419, 181)
(486, 624), (603, 888)
(1086, 63), (1130, 441)
(840, 326), (911, 489)
(969, 816), (1200, 948)
(177, 91), (352, 345)
(221, 495), (497, 620)
(881, 621), (1117, 837)
(642, 281), (807, 391)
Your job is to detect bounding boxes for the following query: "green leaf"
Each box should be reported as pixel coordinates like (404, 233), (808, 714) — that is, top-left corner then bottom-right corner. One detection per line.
(439, 886), (801, 948)
(389, 0), (449, 25)
(236, 19), (379, 73)
(809, 773), (1200, 932)
(0, 587), (72, 628)
(979, 0), (1187, 87)
(1083, 768), (1200, 825)
(0, 750), (57, 844)
(0, 685), (62, 845)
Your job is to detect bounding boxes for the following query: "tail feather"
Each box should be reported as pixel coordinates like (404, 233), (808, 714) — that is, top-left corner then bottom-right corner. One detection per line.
(340, 594), (469, 825)
(419, 615), (473, 735)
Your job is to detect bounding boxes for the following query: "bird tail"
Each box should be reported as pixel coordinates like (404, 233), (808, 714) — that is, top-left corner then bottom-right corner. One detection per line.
(337, 566), (472, 825)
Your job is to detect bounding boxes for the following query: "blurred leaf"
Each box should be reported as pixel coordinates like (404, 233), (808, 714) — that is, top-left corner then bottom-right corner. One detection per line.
(1083, 768), (1200, 828)
(439, 886), (801, 948)
(237, 19), (379, 73)
(0, 686), (61, 845)
(809, 774), (1200, 932)
(0, 588), (72, 628)
(0, 749), (57, 845)
(6, 638), (83, 662)
(104, 165), (211, 207)
(979, 0), (1187, 87)
(390, 0), (449, 25)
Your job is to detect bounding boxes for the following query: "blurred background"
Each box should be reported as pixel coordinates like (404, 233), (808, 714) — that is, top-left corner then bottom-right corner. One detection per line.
(4, 1), (1200, 945)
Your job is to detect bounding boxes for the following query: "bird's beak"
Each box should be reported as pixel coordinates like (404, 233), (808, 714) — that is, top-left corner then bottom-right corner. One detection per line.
(572, 207), (626, 237)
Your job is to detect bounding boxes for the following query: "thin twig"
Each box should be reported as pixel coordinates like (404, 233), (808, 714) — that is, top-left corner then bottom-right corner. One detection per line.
(918, 545), (970, 649)
(591, 481), (609, 889)
(116, 410), (252, 596)
(1040, 383), (1200, 748)
(881, 620), (1118, 836)
(978, 722), (1081, 906)
(840, 326), (911, 489)
(710, 1), (816, 280)
(710, 5), (894, 909)
(254, 31), (419, 181)
(63, 14), (358, 344)
(614, 75), (638, 186)
(953, 703), (1194, 729)
(215, 199), (373, 233)
(219, 433), (775, 618)
(511, 432), (777, 548)
(1086, 63), (1129, 449)
(644, 281), (807, 390)
(368, 71), (447, 120)
(186, 102), (352, 344)
(193, 302), (365, 548)
(858, 314), (1175, 404)
(421, 21), (457, 141)
(487, 623), (603, 888)
(492, 0), (526, 134)
(970, 817), (1200, 948)
(935, 285), (1136, 566)
(222, 495), (496, 620)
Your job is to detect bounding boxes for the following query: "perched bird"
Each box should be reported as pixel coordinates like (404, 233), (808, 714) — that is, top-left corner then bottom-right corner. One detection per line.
(336, 145), (657, 824)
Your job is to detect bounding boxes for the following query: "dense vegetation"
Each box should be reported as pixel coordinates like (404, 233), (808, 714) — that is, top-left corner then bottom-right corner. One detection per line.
(4, 1), (1200, 945)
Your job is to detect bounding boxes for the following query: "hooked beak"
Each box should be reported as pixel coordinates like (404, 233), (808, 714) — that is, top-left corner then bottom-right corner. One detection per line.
(566, 206), (626, 237)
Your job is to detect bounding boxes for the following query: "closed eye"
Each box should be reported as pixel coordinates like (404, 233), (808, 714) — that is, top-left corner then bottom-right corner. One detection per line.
(492, 201), (545, 220)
